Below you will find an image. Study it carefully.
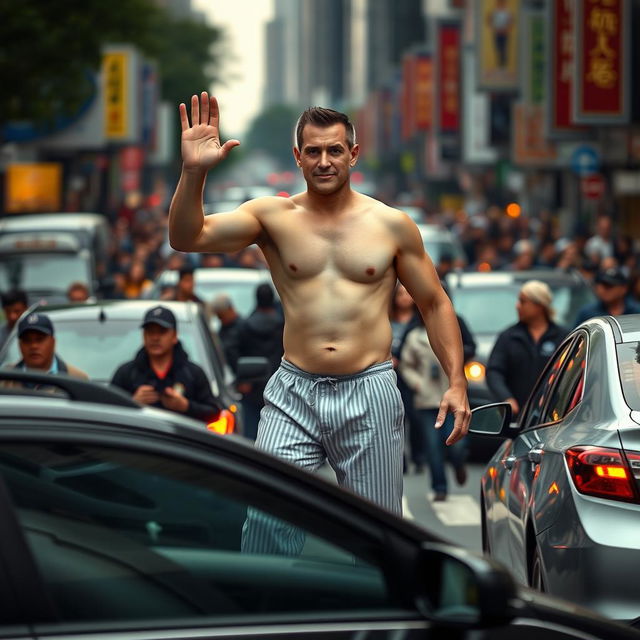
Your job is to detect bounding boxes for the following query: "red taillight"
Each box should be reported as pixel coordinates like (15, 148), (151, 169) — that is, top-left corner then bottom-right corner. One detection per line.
(206, 409), (236, 435)
(565, 446), (638, 502)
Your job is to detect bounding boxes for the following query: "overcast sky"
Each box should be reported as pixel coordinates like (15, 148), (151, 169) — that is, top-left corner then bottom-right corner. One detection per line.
(192, 0), (274, 139)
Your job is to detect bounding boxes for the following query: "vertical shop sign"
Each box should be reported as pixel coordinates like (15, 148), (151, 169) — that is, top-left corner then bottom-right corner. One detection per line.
(574, 0), (630, 123)
(477, 0), (520, 91)
(103, 52), (127, 138)
(414, 54), (433, 131)
(437, 22), (461, 132)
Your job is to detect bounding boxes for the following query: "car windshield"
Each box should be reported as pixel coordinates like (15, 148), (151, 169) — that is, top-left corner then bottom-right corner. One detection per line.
(617, 341), (640, 411)
(0, 253), (91, 293)
(0, 319), (206, 383)
(450, 284), (589, 334)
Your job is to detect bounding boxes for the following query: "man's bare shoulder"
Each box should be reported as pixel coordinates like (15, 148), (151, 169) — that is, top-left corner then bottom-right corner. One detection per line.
(365, 197), (418, 230)
(240, 195), (297, 217)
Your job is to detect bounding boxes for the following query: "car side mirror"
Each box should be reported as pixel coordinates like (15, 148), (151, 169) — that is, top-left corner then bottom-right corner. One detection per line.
(236, 356), (271, 383)
(469, 402), (514, 438)
(416, 542), (517, 627)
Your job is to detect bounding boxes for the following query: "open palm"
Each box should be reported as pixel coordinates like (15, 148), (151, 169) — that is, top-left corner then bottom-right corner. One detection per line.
(179, 92), (239, 171)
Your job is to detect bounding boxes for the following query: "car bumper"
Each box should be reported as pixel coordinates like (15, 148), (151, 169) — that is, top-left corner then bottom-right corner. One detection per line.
(537, 492), (640, 624)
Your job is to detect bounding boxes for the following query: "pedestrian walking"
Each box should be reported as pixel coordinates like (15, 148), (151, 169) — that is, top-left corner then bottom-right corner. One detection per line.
(487, 280), (568, 418)
(211, 293), (243, 373)
(0, 289), (28, 347)
(111, 305), (220, 422)
(172, 266), (205, 304)
(169, 93), (470, 553)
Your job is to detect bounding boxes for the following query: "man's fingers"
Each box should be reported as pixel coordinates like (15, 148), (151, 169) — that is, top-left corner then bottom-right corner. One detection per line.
(209, 95), (220, 128)
(179, 103), (189, 132)
(190, 94), (199, 128)
(200, 91), (209, 125)
(446, 408), (471, 446)
(434, 403), (448, 429)
(221, 140), (241, 157)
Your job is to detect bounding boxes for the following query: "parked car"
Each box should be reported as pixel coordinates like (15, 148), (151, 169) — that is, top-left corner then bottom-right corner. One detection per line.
(416, 224), (467, 267)
(0, 300), (269, 435)
(470, 314), (640, 626)
(0, 231), (97, 304)
(0, 370), (636, 639)
(147, 267), (278, 329)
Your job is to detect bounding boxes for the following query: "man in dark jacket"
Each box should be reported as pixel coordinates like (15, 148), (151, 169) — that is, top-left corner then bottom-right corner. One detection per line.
(111, 305), (220, 422)
(487, 280), (568, 418)
(237, 283), (284, 439)
(211, 294), (243, 373)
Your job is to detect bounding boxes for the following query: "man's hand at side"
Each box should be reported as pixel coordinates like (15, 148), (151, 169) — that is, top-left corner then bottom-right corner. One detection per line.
(435, 385), (471, 446)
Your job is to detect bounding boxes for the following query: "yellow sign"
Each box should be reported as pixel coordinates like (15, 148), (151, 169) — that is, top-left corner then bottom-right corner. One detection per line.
(103, 52), (128, 138)
(5, 164), (62, 213)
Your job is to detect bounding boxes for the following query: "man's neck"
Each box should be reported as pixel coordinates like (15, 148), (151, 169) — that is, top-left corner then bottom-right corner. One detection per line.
(149, 352), (173, 371)
(525, 316), (549, 341)
(305, 183), (355, 214)
(605, 298), (626, 315)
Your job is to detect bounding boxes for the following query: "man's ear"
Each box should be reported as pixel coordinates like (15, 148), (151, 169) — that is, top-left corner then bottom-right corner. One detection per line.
(349, 143), (360, 167)
(293, 146), (301, 167)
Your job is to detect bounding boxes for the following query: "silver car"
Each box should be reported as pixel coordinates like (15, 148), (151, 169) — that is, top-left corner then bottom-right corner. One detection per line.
(470, 314), (640, 626)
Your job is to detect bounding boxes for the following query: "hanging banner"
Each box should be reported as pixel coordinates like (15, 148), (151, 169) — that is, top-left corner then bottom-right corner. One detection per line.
(521, 9), (546, 105)
(547, 0), (586, 137)
(414, 54), (433, 131)
(477, 0), (520, 91)
(512, 102), (557, 167)
(400, 54), (417, 141)
(574, 0), (630, 124)
(436, 22), (461, 133)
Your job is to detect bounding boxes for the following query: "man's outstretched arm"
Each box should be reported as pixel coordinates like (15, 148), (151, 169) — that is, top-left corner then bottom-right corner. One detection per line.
(169, 92), (261, 253)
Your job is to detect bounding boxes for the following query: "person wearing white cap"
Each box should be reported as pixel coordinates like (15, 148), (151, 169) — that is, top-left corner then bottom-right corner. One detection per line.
(487, 280), (569, 417)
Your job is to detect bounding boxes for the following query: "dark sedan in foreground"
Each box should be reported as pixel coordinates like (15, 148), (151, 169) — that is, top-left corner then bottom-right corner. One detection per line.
(0, 371), (637, 639)
(471, 314), (640, 627)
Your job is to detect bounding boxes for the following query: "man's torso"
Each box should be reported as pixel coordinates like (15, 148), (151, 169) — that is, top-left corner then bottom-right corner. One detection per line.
(249, 192), (403, 375)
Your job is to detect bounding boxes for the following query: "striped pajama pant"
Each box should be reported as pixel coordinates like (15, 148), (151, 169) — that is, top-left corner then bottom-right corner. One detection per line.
(241, 358), (404, 555)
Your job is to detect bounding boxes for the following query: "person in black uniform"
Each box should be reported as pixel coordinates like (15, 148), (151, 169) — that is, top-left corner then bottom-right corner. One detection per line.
(111, 305), (220, 422)
(487, 280), (568, 418)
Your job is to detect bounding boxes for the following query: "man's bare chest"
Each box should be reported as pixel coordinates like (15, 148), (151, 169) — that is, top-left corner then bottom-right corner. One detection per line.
(263, 214), (396, 283)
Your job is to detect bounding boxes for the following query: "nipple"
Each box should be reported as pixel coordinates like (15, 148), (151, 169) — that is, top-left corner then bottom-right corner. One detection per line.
(289, 263), (298, 272)
(366, 267), (376, 276)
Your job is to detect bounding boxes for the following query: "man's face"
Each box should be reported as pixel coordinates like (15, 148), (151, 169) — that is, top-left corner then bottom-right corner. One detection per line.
(19, 331), (55, 370)
(596, 282), (626, 305)
(178, 274), (194, 295)
(293, 123), (359, 195)
(4, 302), (27, 329)
(143, 324), (177, 358)
(516, 293), (544, 324)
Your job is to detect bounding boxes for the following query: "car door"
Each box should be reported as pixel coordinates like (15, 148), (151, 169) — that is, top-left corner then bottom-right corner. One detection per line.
(506, 335), (587, 583)
(0, 421), (435, 640)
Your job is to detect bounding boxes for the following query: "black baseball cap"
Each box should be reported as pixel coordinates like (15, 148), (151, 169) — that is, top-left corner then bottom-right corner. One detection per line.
(18, 313), (54, 338)
(595, 267), (628, 287)
(140, 305), (177, 330)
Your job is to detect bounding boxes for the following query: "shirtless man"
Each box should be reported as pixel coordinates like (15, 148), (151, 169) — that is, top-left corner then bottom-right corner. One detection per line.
(169, 92), (470, 522)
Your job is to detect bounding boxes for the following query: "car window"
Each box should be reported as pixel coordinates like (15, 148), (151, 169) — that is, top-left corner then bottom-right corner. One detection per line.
(519, 338), (575, 429)
(0, 253), (92, 293)
(0, 442), (396, 627)
(616, 341), (640, 411)
(0, 319), (208, 384)
(542, 335), (587, 423)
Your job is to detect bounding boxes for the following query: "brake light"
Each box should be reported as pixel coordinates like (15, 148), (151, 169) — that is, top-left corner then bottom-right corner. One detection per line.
(565, 446), (637, 502)
(206, 409), (236, 435)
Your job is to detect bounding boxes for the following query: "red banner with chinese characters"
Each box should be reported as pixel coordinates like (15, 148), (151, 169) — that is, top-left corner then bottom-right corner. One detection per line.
(414, 55), (433, 131)
(574, 0), (629, 122)
(401, 54), (417, 140)
(437, 22), (461, 133)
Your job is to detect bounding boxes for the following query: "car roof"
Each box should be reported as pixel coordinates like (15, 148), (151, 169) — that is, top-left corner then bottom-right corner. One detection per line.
(446, 269), (589, 288)
(0, 212), (108, 232)
(605, 313), (640, 343)
(157, 268), (273, 283)
(30, 299), (203, 322)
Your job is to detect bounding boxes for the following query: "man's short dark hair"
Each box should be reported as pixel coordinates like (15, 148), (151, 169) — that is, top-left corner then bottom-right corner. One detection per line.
(295, 107), (356, 150)
(256, 283), (275, 308)
(2, 289), (28, 308)
(178, 266), (195, 280)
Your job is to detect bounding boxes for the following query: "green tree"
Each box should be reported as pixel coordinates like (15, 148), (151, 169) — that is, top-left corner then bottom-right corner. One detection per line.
(245, 104), (301, 169)
(0, 0), (226, 131)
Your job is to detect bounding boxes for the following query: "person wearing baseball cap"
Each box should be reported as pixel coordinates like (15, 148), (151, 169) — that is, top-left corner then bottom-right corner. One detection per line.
(9, 312), (88, 379)
(487, 280), (569, 417)
(574, 266), (640, 327)
(110, 305), (221, 421)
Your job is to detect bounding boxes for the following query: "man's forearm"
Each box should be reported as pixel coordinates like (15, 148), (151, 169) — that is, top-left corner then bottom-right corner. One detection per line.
(422, 299), (467, 388)
(169, 167), (207, 251)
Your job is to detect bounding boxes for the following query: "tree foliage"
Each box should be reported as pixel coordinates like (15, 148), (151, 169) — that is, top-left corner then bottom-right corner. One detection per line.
(0, 0), (226, 128)
(245, 104), (301, 169)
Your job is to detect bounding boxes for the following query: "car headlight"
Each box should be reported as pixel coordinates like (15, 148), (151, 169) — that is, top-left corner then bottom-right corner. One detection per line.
(464, 361), (486, 383)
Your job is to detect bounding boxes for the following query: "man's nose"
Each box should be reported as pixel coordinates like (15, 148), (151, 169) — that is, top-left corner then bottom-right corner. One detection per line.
(318, 151), (331, 167)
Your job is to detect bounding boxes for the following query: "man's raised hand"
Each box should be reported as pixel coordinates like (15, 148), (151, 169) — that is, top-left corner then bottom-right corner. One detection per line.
(179, 92), (240, 172)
